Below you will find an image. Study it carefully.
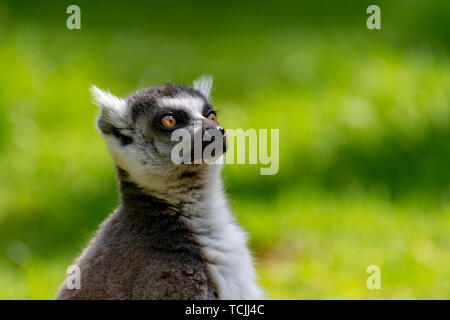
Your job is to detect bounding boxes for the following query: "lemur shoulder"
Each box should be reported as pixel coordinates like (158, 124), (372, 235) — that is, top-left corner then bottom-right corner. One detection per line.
(55, 76), (263, 300)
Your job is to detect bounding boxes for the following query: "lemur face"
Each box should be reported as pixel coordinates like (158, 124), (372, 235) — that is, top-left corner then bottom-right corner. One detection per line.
(91, 76), (226, 185)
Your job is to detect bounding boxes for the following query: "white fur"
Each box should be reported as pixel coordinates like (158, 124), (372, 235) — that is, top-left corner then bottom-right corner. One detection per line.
(160, 95), (205, 119)
(90, 85), (127, 117)
(179, 172), (264, 300)
(103, 135), (171, 194)
(193, 75), (213, 100)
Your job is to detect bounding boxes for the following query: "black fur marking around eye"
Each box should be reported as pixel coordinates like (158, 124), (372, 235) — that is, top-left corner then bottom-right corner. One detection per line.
(202, 104), (216, 117)
(154, 109), (190, 132)
(128, 83), (206, 121)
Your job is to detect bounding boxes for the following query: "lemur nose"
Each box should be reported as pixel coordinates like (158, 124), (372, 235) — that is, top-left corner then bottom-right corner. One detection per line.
(204, 127), (225, 142)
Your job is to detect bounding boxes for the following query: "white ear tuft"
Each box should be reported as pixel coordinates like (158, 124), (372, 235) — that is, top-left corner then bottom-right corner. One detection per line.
(193, 75), (213, 100)
(90, 85), (127, 117)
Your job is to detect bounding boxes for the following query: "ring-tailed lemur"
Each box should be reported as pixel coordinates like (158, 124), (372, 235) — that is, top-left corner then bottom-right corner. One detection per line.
(55, 76), (263, 300)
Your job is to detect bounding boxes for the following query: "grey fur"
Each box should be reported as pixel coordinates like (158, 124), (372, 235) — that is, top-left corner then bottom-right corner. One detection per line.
(56, 168), (217, 299)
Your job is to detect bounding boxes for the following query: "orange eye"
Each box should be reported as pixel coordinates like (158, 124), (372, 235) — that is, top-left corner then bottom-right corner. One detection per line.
(208, 113), (217, 123)
(161, 115), (176, 128)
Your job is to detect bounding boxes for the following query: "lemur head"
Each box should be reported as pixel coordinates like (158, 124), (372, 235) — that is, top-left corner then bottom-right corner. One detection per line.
(91, 76), (226, 195)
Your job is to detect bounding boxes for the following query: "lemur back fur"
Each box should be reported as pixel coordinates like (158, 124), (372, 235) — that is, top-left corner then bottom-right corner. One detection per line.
(55, 76), (263, 300)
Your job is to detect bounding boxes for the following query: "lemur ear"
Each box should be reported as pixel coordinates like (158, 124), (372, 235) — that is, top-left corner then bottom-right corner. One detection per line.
(90, 85), (128, 128)
(90, 85), (127, 117)
(193, 75), (213, 100)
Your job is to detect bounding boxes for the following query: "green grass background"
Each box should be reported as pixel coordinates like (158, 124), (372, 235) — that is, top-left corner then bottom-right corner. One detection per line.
(0, 0), (449, 299)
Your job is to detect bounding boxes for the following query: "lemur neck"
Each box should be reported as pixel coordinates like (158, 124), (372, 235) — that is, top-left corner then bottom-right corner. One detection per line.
(117, 165), (224, 214)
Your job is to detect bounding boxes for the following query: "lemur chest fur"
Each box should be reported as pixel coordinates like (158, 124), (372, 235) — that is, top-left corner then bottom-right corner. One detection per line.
(178, 191), (263, 300)
(120, 172), (262, 299)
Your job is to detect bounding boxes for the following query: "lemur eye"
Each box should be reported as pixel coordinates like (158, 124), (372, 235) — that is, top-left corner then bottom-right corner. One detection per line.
(207, 113), (217, 123)
(161, 115), (176, 128)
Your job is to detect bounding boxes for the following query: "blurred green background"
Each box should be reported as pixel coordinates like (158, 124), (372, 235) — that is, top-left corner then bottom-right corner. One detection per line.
(0, 0), (449, 299)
